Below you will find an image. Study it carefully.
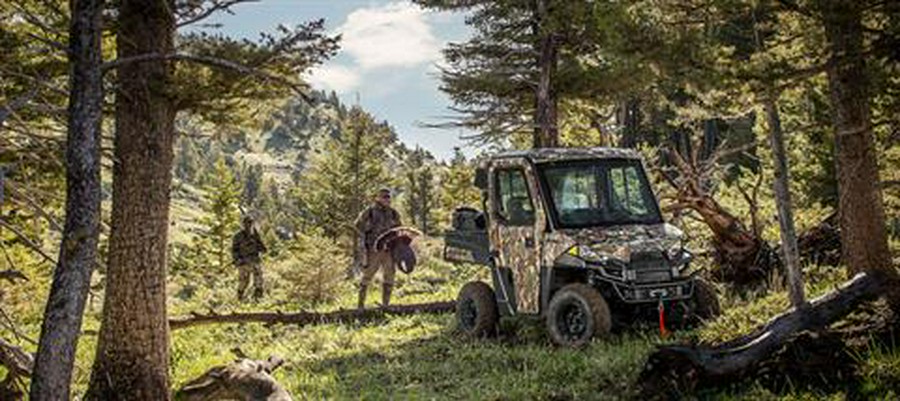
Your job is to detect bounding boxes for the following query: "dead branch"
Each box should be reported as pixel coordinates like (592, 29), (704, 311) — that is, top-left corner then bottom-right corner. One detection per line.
(0, 270), (27, 284)
(100, 53), (311, 102)
(176, 0), (259, 28)
(0, 219), (57, 265)
(169, 301), (456, 330)
(0, 337), (33, 399)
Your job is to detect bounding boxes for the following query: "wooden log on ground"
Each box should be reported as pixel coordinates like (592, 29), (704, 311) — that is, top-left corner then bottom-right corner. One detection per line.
(169, 301), (456, 331)
(639, 272), (884, 397)
(176, 352), (291, 401)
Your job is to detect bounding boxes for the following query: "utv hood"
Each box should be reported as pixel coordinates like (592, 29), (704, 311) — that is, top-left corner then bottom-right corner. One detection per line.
(552, 223), (684, 264)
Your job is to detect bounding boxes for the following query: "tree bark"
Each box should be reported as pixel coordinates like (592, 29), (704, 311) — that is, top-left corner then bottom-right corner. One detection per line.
(533, 0), (559, 148)
(29, 0), (104, 399)
(764, 95), (806, 309)
(820, 1), (893, 278)
(86, 0), (176, 399)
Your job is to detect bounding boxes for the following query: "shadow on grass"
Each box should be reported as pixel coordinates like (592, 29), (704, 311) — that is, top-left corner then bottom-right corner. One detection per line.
(295, 319), (658, 400)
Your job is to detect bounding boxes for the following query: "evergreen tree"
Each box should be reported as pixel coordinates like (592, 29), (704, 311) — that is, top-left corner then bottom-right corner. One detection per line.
(297, 106), (394, 247)
(415, 0), (648, 147)
(198, 157), (242, 272)
(402, 147), (439, 234)
(440, 148), (481, 216)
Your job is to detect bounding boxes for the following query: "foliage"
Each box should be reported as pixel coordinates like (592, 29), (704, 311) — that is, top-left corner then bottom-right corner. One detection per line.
(196, 157), (243, 272)
(400, 147), (440, 235)
(277, 230), (350, 307)
(296, 106), (395, 242)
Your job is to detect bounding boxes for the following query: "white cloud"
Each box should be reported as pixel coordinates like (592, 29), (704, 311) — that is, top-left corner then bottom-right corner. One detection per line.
(337, 2), (442, 70)
(305, 64), (361, 94)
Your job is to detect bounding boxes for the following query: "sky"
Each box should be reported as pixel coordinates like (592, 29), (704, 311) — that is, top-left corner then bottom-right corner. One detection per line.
(189, 0), (473, 160)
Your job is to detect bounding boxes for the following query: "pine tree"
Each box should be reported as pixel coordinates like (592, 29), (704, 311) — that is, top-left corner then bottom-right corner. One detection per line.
(415, 1), (646, 147)
(440, 147), (481, 215)
(297, 106), (394, 247)
(402, 147), (439, 234)
(198, 157), (242, 272)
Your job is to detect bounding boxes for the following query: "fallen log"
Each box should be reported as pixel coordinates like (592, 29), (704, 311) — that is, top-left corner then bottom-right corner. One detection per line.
(639, 272), (884, 397)
(176, 350), (291, 401)
(169, 301), (456, 331)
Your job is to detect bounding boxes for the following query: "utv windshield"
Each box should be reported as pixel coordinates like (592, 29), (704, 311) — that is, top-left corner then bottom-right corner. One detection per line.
(539, 159), (662, 228)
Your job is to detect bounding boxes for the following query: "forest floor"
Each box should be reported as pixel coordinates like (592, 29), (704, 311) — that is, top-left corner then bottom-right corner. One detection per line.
(7, 238), (900, 400)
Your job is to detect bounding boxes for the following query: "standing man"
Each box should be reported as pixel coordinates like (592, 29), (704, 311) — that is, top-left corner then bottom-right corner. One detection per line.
(232, 216), (267, 301)
(355, 188), (401, 309)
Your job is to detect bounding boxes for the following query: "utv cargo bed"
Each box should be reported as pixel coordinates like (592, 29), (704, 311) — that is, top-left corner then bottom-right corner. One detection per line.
(443, 207), (490, 265)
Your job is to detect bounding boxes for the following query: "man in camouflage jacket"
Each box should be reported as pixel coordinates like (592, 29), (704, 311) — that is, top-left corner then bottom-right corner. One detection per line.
(232, 216), (268, 301)
(355, 188), (401, 309)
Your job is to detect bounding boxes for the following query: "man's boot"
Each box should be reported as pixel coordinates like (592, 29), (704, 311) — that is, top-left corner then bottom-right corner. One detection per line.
(357, 284), (368, 310)
(381, 283), (393, 308)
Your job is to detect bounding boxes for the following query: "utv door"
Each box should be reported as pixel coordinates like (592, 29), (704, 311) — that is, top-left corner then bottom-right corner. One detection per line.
(488, 160), (544, 314)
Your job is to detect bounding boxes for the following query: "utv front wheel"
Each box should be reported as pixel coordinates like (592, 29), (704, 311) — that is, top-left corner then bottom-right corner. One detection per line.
(546, 283), (611, 347)
(456, 281), (498, 337)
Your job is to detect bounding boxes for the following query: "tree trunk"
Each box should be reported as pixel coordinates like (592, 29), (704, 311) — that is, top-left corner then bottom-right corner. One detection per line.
(29, 0), (104, 399)
(821, 1), (894, 279)
(86, 0), (175, 399)
(764, 95), (805, 308)
(533, 0), (559, 148)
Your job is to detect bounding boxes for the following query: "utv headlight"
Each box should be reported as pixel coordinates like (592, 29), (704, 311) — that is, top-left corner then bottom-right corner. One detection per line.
(567, 244), (607, 264)
(666, 245), (688, 262)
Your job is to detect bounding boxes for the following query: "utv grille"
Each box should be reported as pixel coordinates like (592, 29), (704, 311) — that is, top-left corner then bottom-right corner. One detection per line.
(628, 251), (672, 283)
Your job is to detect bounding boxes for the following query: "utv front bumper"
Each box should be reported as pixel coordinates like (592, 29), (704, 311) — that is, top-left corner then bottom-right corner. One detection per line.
(587, 268), (697, 303)
(610, 278), (695, 303)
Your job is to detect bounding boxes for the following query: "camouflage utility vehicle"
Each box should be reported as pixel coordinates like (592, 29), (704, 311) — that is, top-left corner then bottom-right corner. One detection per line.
(444, 148), (720, 346)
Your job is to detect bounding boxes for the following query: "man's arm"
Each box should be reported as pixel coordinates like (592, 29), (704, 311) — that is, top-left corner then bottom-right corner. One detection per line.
(231, 234), (240, 262)
(255, 231), (267, 254)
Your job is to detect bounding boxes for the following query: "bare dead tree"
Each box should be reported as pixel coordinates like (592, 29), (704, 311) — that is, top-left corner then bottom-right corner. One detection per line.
(656, 136), (778, 288)
(763, 93), (805, 309)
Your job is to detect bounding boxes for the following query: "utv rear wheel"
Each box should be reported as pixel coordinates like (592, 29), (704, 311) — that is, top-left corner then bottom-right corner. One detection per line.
(546, 283), (611, 347)
(456, 281), (498, 337)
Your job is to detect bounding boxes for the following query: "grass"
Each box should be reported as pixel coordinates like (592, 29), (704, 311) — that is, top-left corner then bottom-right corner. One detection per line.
(5, 237), (900, 400)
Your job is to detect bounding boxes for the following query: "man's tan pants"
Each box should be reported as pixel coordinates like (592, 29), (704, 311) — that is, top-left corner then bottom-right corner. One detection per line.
(237, 261), (264, 301)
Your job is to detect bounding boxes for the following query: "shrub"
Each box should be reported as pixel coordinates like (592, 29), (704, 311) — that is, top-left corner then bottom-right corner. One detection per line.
(278, 230), (350, 307)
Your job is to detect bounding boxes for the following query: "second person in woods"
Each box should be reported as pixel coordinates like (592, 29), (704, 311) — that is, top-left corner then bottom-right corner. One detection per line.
(232, 216), (268, 301)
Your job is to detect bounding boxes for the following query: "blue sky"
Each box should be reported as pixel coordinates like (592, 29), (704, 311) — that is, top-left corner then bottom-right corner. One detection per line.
(190, 0), (473, 160)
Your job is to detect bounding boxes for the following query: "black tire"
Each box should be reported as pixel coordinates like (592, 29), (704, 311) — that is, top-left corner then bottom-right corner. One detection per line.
(456, 281), (499, 337)
(546, 283), (611, 347)
(689, 279), (721, 322)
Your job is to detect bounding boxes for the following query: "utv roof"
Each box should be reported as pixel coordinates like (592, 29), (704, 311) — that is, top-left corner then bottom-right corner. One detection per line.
(487, 147), (643, 163)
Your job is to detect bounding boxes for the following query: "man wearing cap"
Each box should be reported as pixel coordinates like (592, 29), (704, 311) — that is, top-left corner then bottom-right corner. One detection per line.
(355, 188), (402, 309)
(232, 216), (268, 301)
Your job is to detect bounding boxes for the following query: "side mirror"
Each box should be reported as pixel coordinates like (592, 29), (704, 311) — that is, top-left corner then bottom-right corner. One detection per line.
(474, 168), (488, 190)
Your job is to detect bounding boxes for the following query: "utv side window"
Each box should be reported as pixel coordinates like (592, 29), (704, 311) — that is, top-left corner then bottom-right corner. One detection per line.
(608, 165), (652, 217)
(495, 169), (535, 226)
